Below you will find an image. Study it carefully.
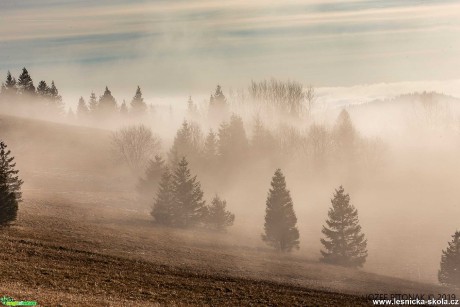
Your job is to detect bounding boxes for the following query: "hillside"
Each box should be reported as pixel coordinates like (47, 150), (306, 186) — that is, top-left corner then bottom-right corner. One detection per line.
(0, 114), (457, 306)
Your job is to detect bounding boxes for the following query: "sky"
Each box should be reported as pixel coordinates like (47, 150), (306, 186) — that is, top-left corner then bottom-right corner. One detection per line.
(1, 0), (460, 106)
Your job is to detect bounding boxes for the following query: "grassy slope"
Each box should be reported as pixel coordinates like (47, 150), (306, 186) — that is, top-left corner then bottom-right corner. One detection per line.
(0, 114), (456, 306)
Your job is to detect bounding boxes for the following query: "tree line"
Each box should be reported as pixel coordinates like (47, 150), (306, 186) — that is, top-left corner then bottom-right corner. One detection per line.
(76, 86), (149, 122)
(0, 68), (63, 114)
(114, 107), (385, 187)
(0, 68), (151, 121)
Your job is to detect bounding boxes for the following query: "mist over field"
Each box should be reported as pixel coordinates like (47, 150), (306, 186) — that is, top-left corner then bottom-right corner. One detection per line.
(1, 1), (460, 306)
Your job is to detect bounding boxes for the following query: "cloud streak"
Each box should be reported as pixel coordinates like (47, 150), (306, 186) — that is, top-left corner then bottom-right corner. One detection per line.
(0, 0), (459, 101)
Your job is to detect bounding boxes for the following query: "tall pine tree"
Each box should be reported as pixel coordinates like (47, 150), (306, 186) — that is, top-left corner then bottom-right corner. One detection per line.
(333, 109), (357, 162)
(120, 100), (128, 116)
(262, 169), (300, 252)
(77, 97), (89, 119)
(203, 129), (218, 162)
(48, 81), (63, 110)
(208, 85), (229, 124)
(251, 115), (277, 156)
(137, 155), (165, 196)
(320, 186), (367, 268)
(151, 167), (175, 226)
(36, 80), (49, 97)
(88, 92), (98, 113)
(172, 157), (207, 228)
(0, 141), (23, 226)
(17, 68), (35, 95)
(168, 121), (203, 166)
(130, 86), (147, 116)
(206, 195), (235, 231)
(98, 86), (117, 116)
(218, 114), (249, 164)
(438, 230), (460, 286)
(1, 71), (17, 97)
(186, 96), (199, 119)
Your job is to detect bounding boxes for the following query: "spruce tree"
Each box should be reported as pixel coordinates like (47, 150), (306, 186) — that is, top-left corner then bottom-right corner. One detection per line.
(333, 109), (357, 161)
(1, 71), (17, 97)
(36, 80), (49, 97)
(4, 71), (16, 89)
(88, 92), (98, 113)
(320, 186), (367, 268)
(0, 141), (23, 226)
(262, 169), (300, 252)
(49, 81), (62, 103)
(203, 130), (218, 162)
(151, 168), (175, 225)
(213, 85), (227, 109)
(172, 157), (207, 228)
(186, 96), (199, 119)
(130, 86), (147, 116)
(438, 230), (460, 286)
(218, 114), (249, 163)
(251, 115), (277, 155)
(77, 97), (89, 119)
(131, 86), (147, 116)
(206, 195), (235, 231)
(120, 100), (128, 116)
(208, 85), (229, 124)
(168, 121), (203, 166)
(98, 86), (117, 116)
(17, 68), (35, 95)
(137, 155), (165, 196)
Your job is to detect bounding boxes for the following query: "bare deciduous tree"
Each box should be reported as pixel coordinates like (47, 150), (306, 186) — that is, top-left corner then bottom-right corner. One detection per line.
(305, 85), (316, 117)
(112, 125), (161, 174)
(249, 79), (307, 118)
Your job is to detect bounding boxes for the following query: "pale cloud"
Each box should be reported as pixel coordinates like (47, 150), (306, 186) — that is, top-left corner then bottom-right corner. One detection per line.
(0, 0), (459, 103)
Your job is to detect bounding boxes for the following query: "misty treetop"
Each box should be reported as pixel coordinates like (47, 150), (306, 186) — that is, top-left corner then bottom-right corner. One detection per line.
(262, 169), (300, 252)
(0, 140), (23, 226)
(202, 129), (219, 164)
(130, 86), (147, 116)
(137, 155), (166, 203)
(218, 114), (249, 163)
(320, 186), (367, 268)
(1, 71), (17, 96)
(168, 121), (203, 167)
(208, 85), (229, 125)
(1, 68), (63, 114)
(186, 96), (199, 120)
(77, 96), (90, 119)
(438, 230), (460, 287)
(97, 86), (118, 116)
(80, 86), (147, 119)
(17, 68), (35, 95)
(206, 195), (235, 231)
(251, 115), (278, 157)
(1, 69), (152, 122)
(120, 100), (129, 116)
(88, 92), (98, 113)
